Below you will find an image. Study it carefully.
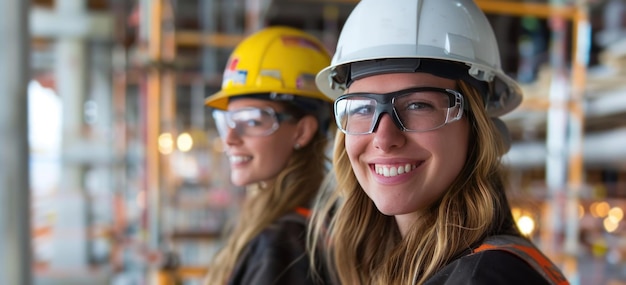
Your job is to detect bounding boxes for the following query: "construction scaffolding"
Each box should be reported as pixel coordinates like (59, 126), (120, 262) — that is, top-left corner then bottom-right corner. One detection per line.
(2, 1), (625, 284)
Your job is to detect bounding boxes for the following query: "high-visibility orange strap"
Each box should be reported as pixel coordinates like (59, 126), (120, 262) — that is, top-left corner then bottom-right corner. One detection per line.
(474, 241), (569, 285)
(295, 207), (311, 218)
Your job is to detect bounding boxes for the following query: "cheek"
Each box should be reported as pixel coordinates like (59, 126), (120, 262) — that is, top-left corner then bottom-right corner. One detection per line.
(264, 126), (299, 165)
(263, 137), (293, 166)
(344, 135), (368, 173)
(437, 121), (470, 173)
(344, 135), (359, 162)
(251, 142), (293, 182)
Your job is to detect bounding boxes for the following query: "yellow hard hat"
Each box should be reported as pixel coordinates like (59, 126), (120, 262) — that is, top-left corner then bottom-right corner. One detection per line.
(205, 26), (332, 110)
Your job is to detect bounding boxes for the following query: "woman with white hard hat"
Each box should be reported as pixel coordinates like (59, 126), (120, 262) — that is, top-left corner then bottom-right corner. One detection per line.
(309, 0), (569, 284)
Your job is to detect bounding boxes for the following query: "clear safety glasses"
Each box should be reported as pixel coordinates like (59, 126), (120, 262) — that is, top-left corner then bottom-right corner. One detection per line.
(212, 107), (293, 137)
(334, 87), (464, 135)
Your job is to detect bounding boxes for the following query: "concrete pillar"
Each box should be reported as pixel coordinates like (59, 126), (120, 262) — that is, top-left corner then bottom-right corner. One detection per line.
(0, 0), (32, 285)
(86, 43), (115, 264)
(51, 0), (90, 269)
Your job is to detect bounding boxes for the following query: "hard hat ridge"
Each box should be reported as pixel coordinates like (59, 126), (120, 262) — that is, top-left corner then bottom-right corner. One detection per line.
(206, 26), (333, 110)
(315, 0), (523, 117)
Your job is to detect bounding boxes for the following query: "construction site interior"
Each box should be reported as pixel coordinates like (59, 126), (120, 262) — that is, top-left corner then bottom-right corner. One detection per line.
(1, 0), (626, 285)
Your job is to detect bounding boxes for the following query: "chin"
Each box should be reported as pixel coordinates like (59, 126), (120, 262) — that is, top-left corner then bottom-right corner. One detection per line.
(373, 202), (401, 216)
(230, 176), (248, 187)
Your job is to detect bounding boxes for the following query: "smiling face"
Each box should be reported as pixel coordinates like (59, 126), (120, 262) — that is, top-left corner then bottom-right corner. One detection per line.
(345, 72), (470, 225)
(220, 98), (299, 186)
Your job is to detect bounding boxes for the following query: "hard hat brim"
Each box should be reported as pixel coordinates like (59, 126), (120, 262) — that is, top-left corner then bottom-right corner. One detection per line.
(204, 90), (230, 110)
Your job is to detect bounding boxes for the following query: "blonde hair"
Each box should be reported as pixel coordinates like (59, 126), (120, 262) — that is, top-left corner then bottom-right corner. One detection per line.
(309, 80), (519, 284)
(205, 102), (332, 285)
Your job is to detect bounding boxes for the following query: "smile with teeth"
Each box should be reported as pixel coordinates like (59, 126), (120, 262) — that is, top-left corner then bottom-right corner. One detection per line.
(374, 163), (417, 177)
(230, 155), (252, 163)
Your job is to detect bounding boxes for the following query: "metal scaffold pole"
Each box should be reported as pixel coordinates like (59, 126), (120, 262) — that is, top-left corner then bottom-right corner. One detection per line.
(0, 0), (31, 285)
(143, 0), (164, 262)
(543, 0), (571, 267)
(564, 1), (589, 283)
(141, 1), (177, 283)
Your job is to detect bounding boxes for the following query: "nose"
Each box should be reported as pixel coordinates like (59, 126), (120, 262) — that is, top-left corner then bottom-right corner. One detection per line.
(372, 113), (405, 151)
(223, 126), (243, 146)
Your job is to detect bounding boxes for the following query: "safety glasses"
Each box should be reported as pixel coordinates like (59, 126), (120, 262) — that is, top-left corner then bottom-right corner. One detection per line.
(334, 87), (464, 135)
(212, 107), (293, 137)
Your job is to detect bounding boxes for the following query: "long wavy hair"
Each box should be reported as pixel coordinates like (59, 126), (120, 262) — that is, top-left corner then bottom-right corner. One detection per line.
(205, 100), (333, 285)
(309, 80), (520, 285)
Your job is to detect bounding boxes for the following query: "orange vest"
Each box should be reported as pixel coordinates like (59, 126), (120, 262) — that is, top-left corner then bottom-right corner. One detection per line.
(473, 235), (570, 285)
(295, 207), (311, 218)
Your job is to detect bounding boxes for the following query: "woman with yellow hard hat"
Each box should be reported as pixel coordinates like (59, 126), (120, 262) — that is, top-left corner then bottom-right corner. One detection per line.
(203, 26), (334, 285)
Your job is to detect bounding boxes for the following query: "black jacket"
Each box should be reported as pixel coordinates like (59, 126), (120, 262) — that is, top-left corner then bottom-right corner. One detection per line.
(426, 235), (568, 285)
(426, 249), (551, 285)
(227, 211), (330, 285)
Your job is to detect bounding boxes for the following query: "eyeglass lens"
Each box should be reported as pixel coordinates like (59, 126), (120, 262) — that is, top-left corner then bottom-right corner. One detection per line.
(334, 88), (462, 134)
(212, 107), (280, 137)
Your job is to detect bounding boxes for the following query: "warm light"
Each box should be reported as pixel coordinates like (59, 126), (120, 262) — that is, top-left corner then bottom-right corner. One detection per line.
(604, 217), (619, 233)
(158, 133), (174, 155)
(596, 202), (611, 218)
(517, 215), (535, 236)
(591, 201), (611, 218)
(608, 207), (624, 223)
(177, 132), (193, 152)
(511, 207), (522, 220)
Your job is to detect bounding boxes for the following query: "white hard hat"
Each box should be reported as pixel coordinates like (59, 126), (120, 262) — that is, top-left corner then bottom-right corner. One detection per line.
(316, 0), (523, 117)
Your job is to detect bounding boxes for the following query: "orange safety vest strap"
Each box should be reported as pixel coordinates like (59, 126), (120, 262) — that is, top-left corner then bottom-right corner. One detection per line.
(295, 207), (311, 218)
(473, 235), (569, 285)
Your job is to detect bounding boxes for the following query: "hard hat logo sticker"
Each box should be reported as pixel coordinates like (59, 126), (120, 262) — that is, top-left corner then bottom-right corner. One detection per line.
(223, 70), (248, 86)
(227, 58), (239, 71)
(223, 58), (248, 86)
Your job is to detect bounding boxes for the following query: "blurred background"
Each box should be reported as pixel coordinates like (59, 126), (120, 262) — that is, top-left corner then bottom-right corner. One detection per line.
(1, 0), (625, 284)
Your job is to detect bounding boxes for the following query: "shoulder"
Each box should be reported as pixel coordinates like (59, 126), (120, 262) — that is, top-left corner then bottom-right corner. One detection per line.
(236, 212), (308, 265)
(228, 212), (324, 285)
(249, 211), (308, 252)
(426, 249), (551, 285)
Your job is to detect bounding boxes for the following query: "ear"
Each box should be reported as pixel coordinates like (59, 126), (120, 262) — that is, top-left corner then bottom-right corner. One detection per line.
(293, 115), (318, 148)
